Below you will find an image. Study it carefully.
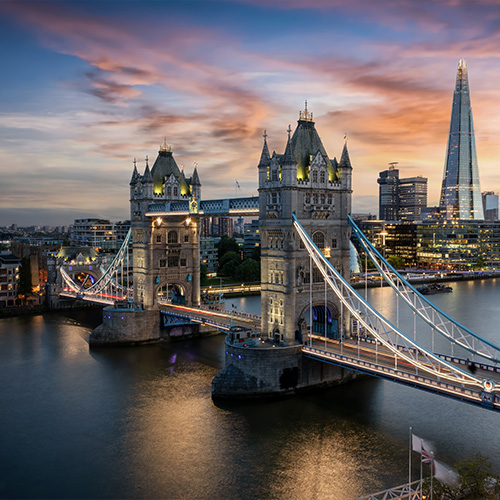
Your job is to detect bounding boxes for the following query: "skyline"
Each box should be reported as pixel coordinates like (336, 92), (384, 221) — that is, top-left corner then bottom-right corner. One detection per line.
(2, 1), (500, 225)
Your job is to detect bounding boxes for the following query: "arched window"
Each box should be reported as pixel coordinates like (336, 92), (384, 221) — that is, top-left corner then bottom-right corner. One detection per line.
(168, 230), (178, 244)
(320, 171), (325, 183)
(173, 187), (178, 197)
(313, 231), (325, 249)
(312, 170), (318, 183)
(167, 186), (172, 196)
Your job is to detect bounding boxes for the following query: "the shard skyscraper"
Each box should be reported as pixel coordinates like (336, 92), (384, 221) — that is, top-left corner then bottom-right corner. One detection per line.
(439, 59), (484, 220)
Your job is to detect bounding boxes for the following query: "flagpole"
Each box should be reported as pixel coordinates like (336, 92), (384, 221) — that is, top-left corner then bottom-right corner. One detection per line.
(409, 427), (412, 491)
(420, 437), (423, 491)
(430, 451), (434, 500)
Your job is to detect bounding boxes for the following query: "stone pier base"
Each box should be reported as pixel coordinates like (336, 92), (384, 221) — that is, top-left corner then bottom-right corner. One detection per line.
(89, 307), (205, 346)
(212, 340), (356, 399)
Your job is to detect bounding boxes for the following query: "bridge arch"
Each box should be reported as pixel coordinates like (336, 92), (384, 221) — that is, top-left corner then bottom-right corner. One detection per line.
(298, 301), (340, 340)
(155, 279), (190, 305)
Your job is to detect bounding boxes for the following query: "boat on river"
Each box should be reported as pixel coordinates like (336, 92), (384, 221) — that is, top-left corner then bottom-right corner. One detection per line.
(416, 283), (453, 295)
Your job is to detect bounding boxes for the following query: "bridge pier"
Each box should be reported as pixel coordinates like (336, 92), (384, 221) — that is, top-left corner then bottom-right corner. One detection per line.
(212, 340), (356, 399)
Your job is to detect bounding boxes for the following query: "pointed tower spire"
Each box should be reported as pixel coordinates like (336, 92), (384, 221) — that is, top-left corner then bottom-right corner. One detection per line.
(338, 138), (352, 169)
(283, 124), (295, 165)
(143, 157), (153, 184)
(191, 161), (201, 186)
(130, 158), (139, 185)
(258, 129), (271, 166)
(440, 58), (483, 220)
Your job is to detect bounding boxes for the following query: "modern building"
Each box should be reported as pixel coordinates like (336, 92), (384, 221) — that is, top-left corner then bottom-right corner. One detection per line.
(69, 219), (115, 250)
(482, 191), (499, 221)
(356, 219), (500, 270)
(440, 59), (484, 220)
(243, 219), (260, 260)
(200, 237), (218, 273)
(378, 165), (399, 220)
(378, 166), (427, 221)
(398, 176), (427, 221)
(0, 252), (21, 307)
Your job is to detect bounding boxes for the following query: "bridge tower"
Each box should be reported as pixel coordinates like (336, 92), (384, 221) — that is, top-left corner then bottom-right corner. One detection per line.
(258, 102), (352, 343)
(129, 141), (201, 310)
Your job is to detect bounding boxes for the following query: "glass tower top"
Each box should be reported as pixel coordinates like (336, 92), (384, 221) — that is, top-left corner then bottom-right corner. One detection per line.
(439, 59), (484, 220)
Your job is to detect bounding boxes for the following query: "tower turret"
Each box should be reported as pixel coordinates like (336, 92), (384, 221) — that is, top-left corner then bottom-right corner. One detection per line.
(258, 130), (271, 188)
(281, 125), (296, 186)
(142, 156), (154, 199)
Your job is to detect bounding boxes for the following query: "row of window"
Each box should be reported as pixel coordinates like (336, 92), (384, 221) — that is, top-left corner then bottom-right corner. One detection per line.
(156, 231), (189, 244)
(159, 257), (187, 268)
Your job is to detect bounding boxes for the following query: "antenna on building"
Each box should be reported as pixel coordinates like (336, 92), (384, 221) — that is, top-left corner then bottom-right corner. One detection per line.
(388, 161), (398, 170)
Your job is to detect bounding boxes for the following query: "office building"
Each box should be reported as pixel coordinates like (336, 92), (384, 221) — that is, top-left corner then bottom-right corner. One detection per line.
(482, 191), (498, 221)
(440, 59), (484, 220)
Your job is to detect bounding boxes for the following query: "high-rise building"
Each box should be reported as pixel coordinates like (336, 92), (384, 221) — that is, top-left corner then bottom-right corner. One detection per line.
(440, 59), (484, 220)
(398, 176), (428, 221)
(482, 191), (499, 221)
(378, 165), (399, 220)
(378, 166), (427, 221)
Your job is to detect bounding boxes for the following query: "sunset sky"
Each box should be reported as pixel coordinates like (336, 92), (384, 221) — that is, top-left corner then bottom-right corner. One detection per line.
(2, 0), (500, 225)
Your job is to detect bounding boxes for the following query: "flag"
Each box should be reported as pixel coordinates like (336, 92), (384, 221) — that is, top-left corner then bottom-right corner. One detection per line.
(434, 460), (460, 489)
(235, 180), (240, 189)
(412, 433), (435, 462)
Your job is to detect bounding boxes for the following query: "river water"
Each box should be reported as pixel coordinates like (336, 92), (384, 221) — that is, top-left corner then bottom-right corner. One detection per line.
(1, 280), (500, 499)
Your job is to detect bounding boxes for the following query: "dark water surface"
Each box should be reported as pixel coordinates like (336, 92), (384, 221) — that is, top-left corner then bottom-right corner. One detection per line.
(1, 280), (500, 499)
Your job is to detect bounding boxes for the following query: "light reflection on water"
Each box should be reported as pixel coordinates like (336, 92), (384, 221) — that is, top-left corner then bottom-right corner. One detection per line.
(0, 282), (499, 499)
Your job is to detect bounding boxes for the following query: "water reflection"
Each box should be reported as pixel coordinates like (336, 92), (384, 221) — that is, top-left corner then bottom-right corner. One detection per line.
(1, 281), (500, 499)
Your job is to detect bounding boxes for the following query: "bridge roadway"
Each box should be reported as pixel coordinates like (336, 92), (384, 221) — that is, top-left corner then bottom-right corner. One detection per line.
(159, 301), (261, 332)
(304, 336), (500, 411)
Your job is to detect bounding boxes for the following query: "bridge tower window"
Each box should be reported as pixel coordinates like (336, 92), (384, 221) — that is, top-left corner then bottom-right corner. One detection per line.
(168, 231), (178, 244)
(156, 234), (162, 243)
(174, 187), (178, 197)
(167, 186), (172, 197)
(320, 171), (325, 183)
(313, 231), (325, 249)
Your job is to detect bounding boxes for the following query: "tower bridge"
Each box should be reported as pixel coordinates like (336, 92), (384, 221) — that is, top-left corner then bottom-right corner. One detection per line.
(52, 103), (500, 407)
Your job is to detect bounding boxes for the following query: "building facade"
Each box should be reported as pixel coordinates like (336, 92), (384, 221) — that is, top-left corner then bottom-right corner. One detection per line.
(258, 104), (352, 343)
(378, 167), (427, 222)
(0, 252), (21, 307)
(482, 191), (499, 221)
(440, 59), (484, 220)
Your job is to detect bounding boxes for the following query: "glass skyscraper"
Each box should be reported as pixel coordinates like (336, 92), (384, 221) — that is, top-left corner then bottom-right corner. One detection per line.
(439, 59), (484, 220)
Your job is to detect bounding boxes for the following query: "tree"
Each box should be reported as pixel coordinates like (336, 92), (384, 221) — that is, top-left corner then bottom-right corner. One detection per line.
(235, 258), (260, 282)
(216, 235), (240, 261)
(251, 245), (261, 262)
(200, 263), (208, 285)
(220, 259), (239, 277)
(423, 453), (500, 500)
(387, 255), (405, 270)
(219, 251), (241, 268)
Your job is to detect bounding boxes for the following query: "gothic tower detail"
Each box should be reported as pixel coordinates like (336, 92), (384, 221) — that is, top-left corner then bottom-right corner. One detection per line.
(258, 103), (352, 344)
(440, 59), (484, 220)
(130, 142), (201, 310)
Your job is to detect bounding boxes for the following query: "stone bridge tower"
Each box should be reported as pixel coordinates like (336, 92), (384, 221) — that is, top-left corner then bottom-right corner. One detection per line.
(129, 142), (201, 310)
(258, 103), (352, 343)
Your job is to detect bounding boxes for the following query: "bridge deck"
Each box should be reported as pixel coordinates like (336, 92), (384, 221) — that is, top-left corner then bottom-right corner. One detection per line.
(304, 338), (500, 411)
(159, 302), (261, 331)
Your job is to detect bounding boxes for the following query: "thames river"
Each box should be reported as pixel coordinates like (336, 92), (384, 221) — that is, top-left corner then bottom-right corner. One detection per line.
(1, 279), (500, 499)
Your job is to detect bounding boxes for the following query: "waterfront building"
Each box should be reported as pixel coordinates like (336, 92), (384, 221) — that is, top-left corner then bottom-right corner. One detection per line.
(0, 252), (21, 307)
(440, 59), (484, 220)
(482, 191), (499, 221)
(356, 219), (500, 270)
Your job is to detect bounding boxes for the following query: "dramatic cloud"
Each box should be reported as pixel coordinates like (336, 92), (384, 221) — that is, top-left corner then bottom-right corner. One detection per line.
(1, 0), (500, 224)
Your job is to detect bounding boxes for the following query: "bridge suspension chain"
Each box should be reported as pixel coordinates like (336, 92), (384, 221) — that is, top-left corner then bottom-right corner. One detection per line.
(293, 214), (494, 392)
(59, 229), (133, 302)
(349, 216), (500, 364)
